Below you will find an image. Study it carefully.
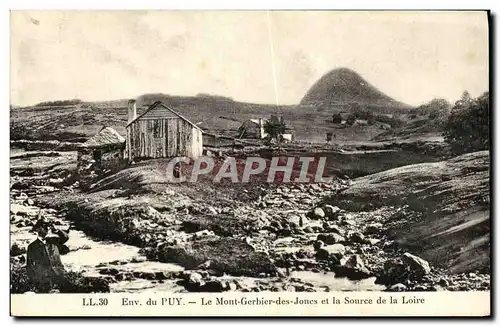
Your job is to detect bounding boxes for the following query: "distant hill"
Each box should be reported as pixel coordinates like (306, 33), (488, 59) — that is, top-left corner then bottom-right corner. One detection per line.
(300, 68), (412, 112)
(11, 73), (416, 144)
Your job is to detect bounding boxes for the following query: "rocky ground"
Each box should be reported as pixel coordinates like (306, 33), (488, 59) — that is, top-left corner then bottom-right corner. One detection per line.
(10, 149), (490, 294)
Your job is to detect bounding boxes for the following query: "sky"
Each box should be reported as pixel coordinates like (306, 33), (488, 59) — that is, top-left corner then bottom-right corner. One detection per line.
(10, 10), (489, 107)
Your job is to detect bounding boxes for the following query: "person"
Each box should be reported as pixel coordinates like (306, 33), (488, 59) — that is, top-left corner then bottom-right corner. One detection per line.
(26, 218), (71, 293)
(173, 164), (181, 179)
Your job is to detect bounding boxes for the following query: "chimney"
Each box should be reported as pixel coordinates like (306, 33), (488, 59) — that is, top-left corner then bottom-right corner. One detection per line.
(128, 99), (137, 124)
(259, 118), (265, 138)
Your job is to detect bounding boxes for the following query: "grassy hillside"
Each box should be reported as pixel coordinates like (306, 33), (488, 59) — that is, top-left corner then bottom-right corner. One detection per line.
(11, 94), (397, 143)
(373, 98), (451, 141)
(324, 150), (490, 273)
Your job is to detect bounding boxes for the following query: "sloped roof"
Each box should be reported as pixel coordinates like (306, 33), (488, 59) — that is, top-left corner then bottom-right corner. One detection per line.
(83, 126), (125, 148)
(127, 101), (203, 131)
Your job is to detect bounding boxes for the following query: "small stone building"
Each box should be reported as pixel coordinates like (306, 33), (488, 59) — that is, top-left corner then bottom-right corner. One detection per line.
(77, 126), (126, 187)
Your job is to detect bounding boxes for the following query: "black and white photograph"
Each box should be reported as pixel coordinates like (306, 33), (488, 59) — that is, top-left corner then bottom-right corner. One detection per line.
(9, 9), (491, 317)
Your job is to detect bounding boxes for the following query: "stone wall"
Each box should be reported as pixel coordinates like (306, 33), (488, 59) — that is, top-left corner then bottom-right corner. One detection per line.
(76, 147), (127, 189)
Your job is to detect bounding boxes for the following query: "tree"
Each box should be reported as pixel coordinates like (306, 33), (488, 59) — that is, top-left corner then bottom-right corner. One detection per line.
(332, 113), (342, 124)
(443, 92), (489, 154)
(264, 116), (287, 146)
(460, 91), (472, 103)
(346, 114), (356, 126)
(367, 114), (376, 125)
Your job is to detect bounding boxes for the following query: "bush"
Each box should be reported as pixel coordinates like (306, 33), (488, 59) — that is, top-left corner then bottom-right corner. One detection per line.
(34, 99), (82, 107)
(352, 107), (375, 121)
(332, 113), (342, 124)
(264, 116), (287, 144)
(347, 107), (404, 128)
(443, 92), (489, 154)
(346, 114), (357, 126)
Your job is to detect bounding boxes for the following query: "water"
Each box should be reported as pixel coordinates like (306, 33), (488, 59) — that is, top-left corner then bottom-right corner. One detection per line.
(291, 271), (385, 292)
(11, 224), (184, 293)
(13, 223), (385, 292)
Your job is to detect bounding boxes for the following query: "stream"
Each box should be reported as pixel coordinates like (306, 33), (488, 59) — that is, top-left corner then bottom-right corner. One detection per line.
(11, 219), (186, 293)
(10, 149), (385, 293)
(10, 203), (384, 293)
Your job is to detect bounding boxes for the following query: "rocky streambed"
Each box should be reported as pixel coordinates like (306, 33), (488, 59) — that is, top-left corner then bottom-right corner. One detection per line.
(10, 149), (490, 294)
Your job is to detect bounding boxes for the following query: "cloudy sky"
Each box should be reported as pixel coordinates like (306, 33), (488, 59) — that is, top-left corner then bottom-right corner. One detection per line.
(10, 11), (488, 107)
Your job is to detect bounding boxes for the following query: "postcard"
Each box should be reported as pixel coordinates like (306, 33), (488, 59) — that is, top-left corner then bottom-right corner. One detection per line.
(10, 9), (490, 317)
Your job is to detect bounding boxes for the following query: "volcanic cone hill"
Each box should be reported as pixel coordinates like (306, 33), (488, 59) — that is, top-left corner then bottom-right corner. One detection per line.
(300, 68), (411, 112)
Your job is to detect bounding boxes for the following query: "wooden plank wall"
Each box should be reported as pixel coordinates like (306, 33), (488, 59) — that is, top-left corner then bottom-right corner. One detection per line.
(126, 117), (203, 160)
(191, 128), (203, 157)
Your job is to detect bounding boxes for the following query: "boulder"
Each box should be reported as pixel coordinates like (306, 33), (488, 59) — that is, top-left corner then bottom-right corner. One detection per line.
(270, 221), (283, 231)
(377, 259), (409, 285)
(313, 240), (325, 251)
(377, 254), (430, 286)
(322, 222), (343, 235)
(324, 244), (346, 258)
(155, 271), (170, 280)
(317, 233), (345, 245)
(308, 208), (325, 220)
(156, 237), (275, 277)
(207, 206), (218, 215)
(365, 223), (383, 234)
(315, 248), (330, 261)
(193, 230), (216, 239)
(334, 255), (372, 280)
(15, 193), (28, 202)
(201, 279), (227, 292)
(186, 272), (205, 292)
(323, 205), (341, 218)
(402, 253), (431, 276)
(387, 283), (407, 292)
(315, 244), (346, 262)
(141, 272), (157, 280)
(303, 226), (314, 233)
(227, 281), (238, 291)
(341, 219), (356, 227)
(278, 225), (292, 237)
(287, 215), (301, 228)
(99, 268), (119, 276)
(362, 238), (379, 246)
(349, 232), (366, 244)
(10, 243), (26, 256)
(438, 278), (449, 287)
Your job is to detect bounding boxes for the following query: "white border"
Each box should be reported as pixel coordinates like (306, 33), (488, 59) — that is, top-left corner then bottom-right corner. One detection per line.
(2, 1), (497, 325)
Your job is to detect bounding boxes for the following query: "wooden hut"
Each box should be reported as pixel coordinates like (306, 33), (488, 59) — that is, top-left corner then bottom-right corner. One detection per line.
(126, 100), (203, 160)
